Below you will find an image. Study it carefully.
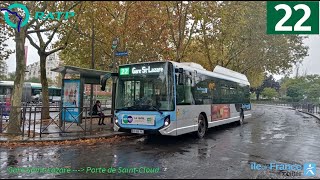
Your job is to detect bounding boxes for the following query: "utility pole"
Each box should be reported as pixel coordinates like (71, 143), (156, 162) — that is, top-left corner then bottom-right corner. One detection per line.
(110, 38), (119, 123)
(90, 2), (95, 114)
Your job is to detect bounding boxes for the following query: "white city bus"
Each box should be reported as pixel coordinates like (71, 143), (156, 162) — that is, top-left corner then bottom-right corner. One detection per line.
(113, 61), (251, 138)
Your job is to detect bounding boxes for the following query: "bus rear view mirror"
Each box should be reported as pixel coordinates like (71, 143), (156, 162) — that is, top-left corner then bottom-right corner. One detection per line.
(175, 68), (183, 73)
(178, 74), (184, 85)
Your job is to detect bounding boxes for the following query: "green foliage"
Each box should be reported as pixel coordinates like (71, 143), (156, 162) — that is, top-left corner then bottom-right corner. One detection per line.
(306, 84), (320, 103)
(250, 92), (256, 100)
(26, 77), (40, 83)
(261, 87), (278, 100)
(251, 75), (280, 100)
(286, 84), (305, 101)
(4, 72), (15, 81)
(280, 75), (320, 102)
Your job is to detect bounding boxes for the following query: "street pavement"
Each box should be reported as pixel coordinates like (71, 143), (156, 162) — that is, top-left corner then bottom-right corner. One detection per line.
(1, 104), (320, 179)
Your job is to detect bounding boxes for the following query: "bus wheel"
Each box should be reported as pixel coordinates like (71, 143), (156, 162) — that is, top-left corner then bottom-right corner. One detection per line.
(197, 114), (207, 138)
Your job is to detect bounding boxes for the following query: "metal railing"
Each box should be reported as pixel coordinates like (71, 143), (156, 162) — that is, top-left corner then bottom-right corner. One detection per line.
(253, 100), (320, 115)
(0, 106), (112, 138)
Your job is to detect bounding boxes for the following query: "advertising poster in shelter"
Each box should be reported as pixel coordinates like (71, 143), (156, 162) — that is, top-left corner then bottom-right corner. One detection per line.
(62, 79), (81, 123)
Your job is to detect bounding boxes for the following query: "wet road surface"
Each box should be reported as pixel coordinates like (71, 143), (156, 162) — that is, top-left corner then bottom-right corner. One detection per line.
(1, 104), (320, 179)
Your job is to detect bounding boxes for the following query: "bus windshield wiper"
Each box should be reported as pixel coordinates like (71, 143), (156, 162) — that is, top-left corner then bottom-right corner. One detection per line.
(149, 105), (163, 115)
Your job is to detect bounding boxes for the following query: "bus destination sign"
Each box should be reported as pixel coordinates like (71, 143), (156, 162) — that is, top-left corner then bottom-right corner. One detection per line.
(119, 64), (164, 76)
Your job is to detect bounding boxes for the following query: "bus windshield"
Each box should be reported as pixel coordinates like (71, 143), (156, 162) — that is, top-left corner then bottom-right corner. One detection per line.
(115, 62), (174, 111)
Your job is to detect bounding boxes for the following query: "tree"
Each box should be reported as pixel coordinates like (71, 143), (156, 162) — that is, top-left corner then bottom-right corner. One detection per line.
(5, 72), (15, 81)
(287, 84), (305, 102)
(261, 87), (278, 100)
(56, 1), (308, 91)
(185, 1), (308, 87)
(26, 1), (81, 119)
(0, 21), (14, 79)
(0, 1), (49, 134)
(306, 84), (320, 103)
(163, 1), (198, 62)
(58, 1), (171, 70)
(251, 75), (280, 100)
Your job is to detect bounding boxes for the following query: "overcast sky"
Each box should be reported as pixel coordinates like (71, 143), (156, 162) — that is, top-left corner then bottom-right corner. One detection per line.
(5, 35), (320, 80)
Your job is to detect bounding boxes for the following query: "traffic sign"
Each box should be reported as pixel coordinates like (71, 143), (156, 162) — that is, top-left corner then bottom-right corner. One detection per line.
(115, 51), (128, 57)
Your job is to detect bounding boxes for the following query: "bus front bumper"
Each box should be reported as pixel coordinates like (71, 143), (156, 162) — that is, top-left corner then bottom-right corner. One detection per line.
(113, 123), (177, 136)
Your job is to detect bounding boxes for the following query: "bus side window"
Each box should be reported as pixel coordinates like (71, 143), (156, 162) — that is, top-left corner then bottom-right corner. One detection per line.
(176, 74), (193, 105)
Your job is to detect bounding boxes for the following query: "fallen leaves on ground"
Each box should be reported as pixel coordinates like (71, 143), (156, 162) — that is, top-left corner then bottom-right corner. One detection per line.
(0, 135), (131, 148)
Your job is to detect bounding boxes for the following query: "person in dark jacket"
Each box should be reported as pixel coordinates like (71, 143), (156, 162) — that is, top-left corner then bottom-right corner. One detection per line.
(92, 100), (105, 125)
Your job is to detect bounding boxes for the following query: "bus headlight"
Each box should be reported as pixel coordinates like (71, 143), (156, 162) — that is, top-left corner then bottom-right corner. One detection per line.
(114, 116), (118, 124)
(164, 116), (170, 126)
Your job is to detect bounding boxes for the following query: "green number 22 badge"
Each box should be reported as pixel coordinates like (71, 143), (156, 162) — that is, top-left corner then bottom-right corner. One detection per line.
(267, 1), (319, 34)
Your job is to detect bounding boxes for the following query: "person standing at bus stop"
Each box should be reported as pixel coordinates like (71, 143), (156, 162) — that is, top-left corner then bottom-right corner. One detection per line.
(92, 100), (106, 125)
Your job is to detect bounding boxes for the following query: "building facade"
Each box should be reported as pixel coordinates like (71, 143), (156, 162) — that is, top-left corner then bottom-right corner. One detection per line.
(84, 84), (112, 96)
(25, 52), (61, 81)
(0, 63), (8, 78)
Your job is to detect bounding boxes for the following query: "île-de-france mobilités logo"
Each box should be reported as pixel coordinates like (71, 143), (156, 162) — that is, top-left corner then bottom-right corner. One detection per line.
(1, 3), (75, 32)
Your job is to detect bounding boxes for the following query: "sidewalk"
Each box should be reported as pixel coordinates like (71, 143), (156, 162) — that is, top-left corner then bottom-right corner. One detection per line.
(0, 117), (131, 142)
(254, 103), (320, 120)
(297, 109), (320, 120)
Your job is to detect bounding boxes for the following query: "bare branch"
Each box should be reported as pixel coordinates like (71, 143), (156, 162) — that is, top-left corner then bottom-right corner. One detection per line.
(45, 2), (84, 55)
(26, 1), (48, 29)
(44, 22), (63, 48)
(27, 27), (55, 34)
(166, 4), (177, 46)
(46, 46), (65, 55)
(26, 34), (40, 50)
(104, 6), (117, 20)
(35, 21), (45, 48)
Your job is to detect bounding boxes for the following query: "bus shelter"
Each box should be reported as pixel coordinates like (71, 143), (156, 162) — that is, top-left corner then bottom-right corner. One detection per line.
(51, 66), (114, 127)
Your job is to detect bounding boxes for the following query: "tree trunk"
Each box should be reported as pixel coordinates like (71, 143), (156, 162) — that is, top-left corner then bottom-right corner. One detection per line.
(7, 31), (26, 135)
(40, 54), (50, 120)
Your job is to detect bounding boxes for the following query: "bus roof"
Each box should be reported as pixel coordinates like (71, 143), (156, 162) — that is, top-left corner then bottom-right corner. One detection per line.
(171, 61), (250, 86)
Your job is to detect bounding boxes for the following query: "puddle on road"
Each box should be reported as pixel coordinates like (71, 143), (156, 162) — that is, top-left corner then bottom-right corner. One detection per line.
(271, 127), (285, 131)
(271, 134), (289, 139)
(220, 157), (231, 161)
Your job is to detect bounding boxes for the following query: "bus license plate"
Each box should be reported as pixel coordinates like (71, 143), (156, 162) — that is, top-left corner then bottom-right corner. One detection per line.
(131, 129), (144, 134)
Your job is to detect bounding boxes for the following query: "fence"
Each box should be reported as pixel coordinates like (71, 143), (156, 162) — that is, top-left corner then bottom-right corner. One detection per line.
(0, 106), (112, 138)
(253, 100), (320, 115)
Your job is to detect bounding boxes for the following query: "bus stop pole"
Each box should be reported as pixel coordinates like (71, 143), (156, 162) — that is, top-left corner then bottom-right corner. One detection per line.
(111, 75), (117, 123)
(59, 71), (66, 128)
(90, 9), (95, 115)
(110, 38), (118, 124)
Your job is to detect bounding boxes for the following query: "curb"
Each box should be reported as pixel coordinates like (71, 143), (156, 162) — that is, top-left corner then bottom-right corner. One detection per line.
(253, 104), (293, 109)
(0, 132), (142, 143)
(297, 110), (320, 120)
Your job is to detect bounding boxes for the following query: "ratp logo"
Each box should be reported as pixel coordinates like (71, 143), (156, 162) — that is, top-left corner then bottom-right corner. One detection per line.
(122, 115), (133, 124)
(1, 3), (75, 32)
(304, 163), (316, 176)
(1, 3), (30, 32)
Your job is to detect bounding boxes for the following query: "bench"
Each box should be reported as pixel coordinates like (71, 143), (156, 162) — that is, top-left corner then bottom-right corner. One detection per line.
(83, 112), (113, 119)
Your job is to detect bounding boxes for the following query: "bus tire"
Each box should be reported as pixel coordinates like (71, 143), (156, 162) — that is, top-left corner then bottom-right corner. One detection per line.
(239, 109), (244, 125)
(196, 113), (207, 138)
